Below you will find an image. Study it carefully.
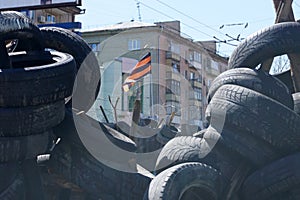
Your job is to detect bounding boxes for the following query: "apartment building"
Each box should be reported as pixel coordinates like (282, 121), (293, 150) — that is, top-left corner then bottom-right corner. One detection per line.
(0, 0), (83, 30)
(82, 20), (228, 129)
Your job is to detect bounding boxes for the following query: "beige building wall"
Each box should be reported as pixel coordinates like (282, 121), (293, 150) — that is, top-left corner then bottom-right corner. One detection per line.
(81, 21), (228, 129)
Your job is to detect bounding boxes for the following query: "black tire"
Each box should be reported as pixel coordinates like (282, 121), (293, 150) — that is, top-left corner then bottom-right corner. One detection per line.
(128, 125), (164, 153)
(40, 26), (101, 111)
(273, 69), (295, 94)
(293, 92), (300, 115)
(155, 127), (244, 183)
(46, 139), (151, 200)
(22, 160), (46, 200)
(0, 50), (76, 107)
(106, 121), (164, 153)
(269, 188), (300, 200)
(228, 22), (300, 69)
(0, 163), (19, 192)
(0, 100), (65, 136)
(0, 171), (25, 200)
(156, 125), (180, 144)
(207, 68), (293, 109)
(207, 84), (300, 154)
(53, 107), (137, 152)
(0, 130), (52, 162)
(144, 162), (223, 200)
(216, 127), (281, 167)
(0, 11), (44, 51)
(241, 152), (300, 200)
(191, 125), (280, 168)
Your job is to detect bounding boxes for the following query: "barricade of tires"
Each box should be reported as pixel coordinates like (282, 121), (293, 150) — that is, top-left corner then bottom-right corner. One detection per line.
(0, 11), (77, 199)
(144, 22), (300, 199)
(0, 10), (151, 200)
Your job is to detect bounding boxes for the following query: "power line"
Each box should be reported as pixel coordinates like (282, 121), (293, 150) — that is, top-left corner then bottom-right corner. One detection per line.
(154, 0), (225, 36)
(136, 0), (239, 49)
(136, 0), (213, 38)
(151, 0), (249, 46)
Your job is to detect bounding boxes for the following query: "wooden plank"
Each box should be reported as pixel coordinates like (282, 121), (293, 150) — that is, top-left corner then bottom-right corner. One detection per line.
(274, 0), (294, 22)
(262, 0), (294, 72)
(261, 0), (300, 92)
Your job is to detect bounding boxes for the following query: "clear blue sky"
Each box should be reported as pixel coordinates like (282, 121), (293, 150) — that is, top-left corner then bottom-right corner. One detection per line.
(76, 0), (300, 57)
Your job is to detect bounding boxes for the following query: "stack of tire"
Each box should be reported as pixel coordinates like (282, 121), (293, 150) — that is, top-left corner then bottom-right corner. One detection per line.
(144, 22), (300, 199)
(0, 11), (76, 199)
(32, 15), (152, 200)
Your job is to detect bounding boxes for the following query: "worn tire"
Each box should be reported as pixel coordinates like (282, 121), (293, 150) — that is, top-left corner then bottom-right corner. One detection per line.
(0, 100), (65, 136)
(206, 84), (300, 154)
(46, 139), (151, 200)
(273, 69), (295, 94)
(155, 127), (244, 183)
(0, 163), (19, 192)
(228, 22), (300, 69)
(215, 127), (281, 167)
(53, 108), (137, 152)
(0, 50), (76, 107)
(116, 121), (173, 153)
(0, 171), (25, 200)
(144, 162), (223, 200)
(40, 27), (101, 111)
(241, 152), (300, 200)
(207, 68), (293, 109)
(0, 11), (44, 51)
(0, 130), (52, 162)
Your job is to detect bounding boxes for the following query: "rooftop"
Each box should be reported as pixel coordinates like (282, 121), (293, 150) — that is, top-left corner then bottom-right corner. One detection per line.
(83, 21), (156, 32)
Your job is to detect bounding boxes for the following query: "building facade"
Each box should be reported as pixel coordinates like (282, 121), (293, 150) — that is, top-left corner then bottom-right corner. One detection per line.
(82, 20), (228, 129)
(1, 1), (83, 30)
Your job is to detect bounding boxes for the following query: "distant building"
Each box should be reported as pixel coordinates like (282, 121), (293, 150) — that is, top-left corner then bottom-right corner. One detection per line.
(0, 0), (83, 30)
(81, 20), (228, 129)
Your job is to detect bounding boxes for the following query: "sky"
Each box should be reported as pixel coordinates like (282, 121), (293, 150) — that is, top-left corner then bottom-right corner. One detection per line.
(76, 0), (300, 57)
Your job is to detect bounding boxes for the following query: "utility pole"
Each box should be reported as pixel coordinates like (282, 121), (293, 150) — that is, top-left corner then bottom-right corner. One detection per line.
(137, 1), (142, 22)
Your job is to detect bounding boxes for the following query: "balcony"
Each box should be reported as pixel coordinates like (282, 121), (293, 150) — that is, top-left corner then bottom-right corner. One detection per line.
(166, 94), (180, 102)
(166, 51), (180, 62)
(188, 60), (202, 70)
(189, 79), (202, 88)
(206, 66), (219, 76)
(166, 71), (181, 82)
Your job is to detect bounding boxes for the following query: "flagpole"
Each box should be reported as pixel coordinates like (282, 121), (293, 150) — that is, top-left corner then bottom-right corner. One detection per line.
(150, 61), (154, 118)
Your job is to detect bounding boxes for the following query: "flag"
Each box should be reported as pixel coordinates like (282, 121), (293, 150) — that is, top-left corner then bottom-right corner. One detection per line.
(122, 52), (152, 92)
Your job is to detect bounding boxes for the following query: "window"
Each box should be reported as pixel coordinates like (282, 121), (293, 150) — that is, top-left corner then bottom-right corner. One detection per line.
(169, 41), (180, 54)
(47, 14), (55, 23)
(128, 39), (141, 50)
(194, 88), (202, 101)
(166, 102), (181, 115)
(89, 43), (101, 52)
(189, 87), (202, 100)
(190, 72), (195, 80)
(194, 51), (201, 63)
(207, 79), (212, 87)
(172, 62), (180, 73)
(189, 52), (193, 61)
(166, 80), (180, 95)
(211, 60), (219, 70)
(198, 74), (202, 83)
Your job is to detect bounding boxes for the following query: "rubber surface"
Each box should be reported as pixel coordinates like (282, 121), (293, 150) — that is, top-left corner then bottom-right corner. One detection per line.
(144, 162), (223, 200)
(0, 50), (76, 107)
(40, 27), (101, 111)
